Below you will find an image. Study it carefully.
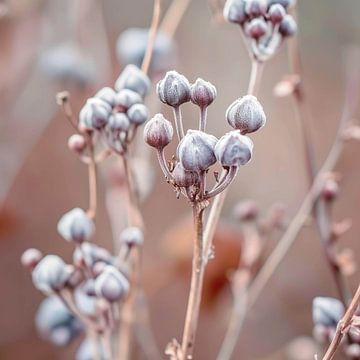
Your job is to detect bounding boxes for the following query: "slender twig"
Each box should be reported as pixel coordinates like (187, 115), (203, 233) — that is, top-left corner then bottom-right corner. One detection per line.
(56, 91), (79, 132)
(199, 107), (207, 132)
(247, 60), (264, 95)
(173, 106), (185, 140)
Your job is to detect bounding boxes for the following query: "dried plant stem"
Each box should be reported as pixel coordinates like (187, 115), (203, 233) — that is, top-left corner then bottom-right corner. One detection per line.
(173, 106), (185, 140)
(248, 60), (264, 95)
(322, 284), (360, 360)
(180, 204), (206, 360)
(141, 0), (162, 75)
(160, 0), (191, 38)
(56, 91), (79, 132)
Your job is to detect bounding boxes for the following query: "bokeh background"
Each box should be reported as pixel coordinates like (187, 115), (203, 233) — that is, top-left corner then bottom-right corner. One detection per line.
(1, 0), (360, 359)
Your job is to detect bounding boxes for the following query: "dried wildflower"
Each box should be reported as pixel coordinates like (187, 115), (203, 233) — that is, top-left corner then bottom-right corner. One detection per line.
(223, 0), (247, 25)
(312, 297), (344, 327)
(144, 113), (174, 149)
(79, 98), (112, 130)
(172, 163), (199, 188)
(107, 113), (131, 133)
(279, 14), (297, 37)
(95, 87), (117, 107)
(21, 248), (43, 269)
(67, 134), (87, 154)
(127, 103), (149, 125)
(120, 227), (144, 247)
(115, 64), (151, 97)
(190, 78), (217, 109)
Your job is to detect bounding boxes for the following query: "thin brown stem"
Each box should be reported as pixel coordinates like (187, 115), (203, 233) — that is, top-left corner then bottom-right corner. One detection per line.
(56, 91), (79, 132)
(160, 0), (191, 38)
(173, 106), (185, 140)
(247, 60), (264, 95)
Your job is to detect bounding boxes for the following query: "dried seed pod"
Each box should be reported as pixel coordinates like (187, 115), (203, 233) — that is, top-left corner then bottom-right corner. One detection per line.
(73, 243), (113, 269)
(226, 95), (266, 134)
(172, 162), (199, 188)
(157, 70), (191, 107)
(120, 227), (144, 247)
(177, 130), (218, 172)
(233, 200), (259, 221)
(57, 208), (95, 244)
(74, 286), (97, 317)
(67, 134), (87, 154)
(94, 265), (130, 302)
(115, 64), (151, 97)
(95, 87), (117, 107)
(245, 18), (268, 39)
(223, 0), (247, 25)
(32, 255), (69, 294)
(190, 78), (217, 108)
(143, 113), (174, 149)
(115, 89), (142, 112)
(268, 4), (286, 24)
(79, 98), (112, 130)
(108, 113), (131, 132)
(127, 103), (149, 125)
(215, 131), (253, 167)
(268, 0), (296, 9)
(244, 0), (267, 17)
(21, 248), (43, 269)
(279, 14), (297, 37)
(83, 279), (96, 296)
(312, 297), (344, 327)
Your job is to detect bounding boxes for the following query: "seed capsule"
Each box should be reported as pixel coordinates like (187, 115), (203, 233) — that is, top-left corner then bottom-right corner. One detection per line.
(244, 0), (267, 17)
(177, 130), (217, 172)
(21, 248), (43, 269)
(215, 131), (253, 167)
(115, 89), (142, 112)
(143, 113), (173, 149)
(268, 4), (286, 24)
(321, 179), (339, 202)
(226, 95), (266, 134)
(120, 227), (144, 247)
(157, 71), (191, 107)
(108, 113), (131, 132)
(79, 98), (112, 130)
(57, 208), (95, 244)
(127, 103), (149, 125)
(223, 0), (247, 25)
(115, 64), (151, 97)
(67, 134), (87, 154)
(245, 18), (268, 39)
(172, 162), (199, 187)
(279, 14), (297, 37)
(268, 0), (296, 9)
(312, 297), (344, 327)
(73, 243), (113, 269)
(190, 78), (217, 108)
(95, 87), (117, 107)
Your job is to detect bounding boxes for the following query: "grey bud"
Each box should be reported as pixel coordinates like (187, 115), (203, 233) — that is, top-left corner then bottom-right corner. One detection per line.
(120, 227), (144, 247)
(157, 71), (191, 107)
(279, 14), (297, 37)
(95, 87), (117, 107)
(244, 0), (267, 17)
(68, 134), (87, 154)
(245, 18), (268, 39)
(73, 243), (113, 269)
(215, 131), (253, 167)
(312, 297), (344, 327)
(223, 0), (247, 25)
(57, 208), (95, 244)
(127, 103), (149, 125)
(321, 179), (339, 202)
(115, 89), (142, 112)
(268, 0), (296, 10)
(226, 95), (266, 134)
(21, 248), (43, 269)
(115, 64), (151, 98)
(108, 113), (131, 132)
(177, 130), (217, 172)
(79, 98), (112, 130)
(83, 279), (96, 296)
(32, 255), (68, 294)
(172, 162), (199, 187)
(268, 4), (286, 24)
(143, 113), (173, 149)
(94, 265), (130, 302)
(190, 78), (217, 108)
(74, 286), (97, 317)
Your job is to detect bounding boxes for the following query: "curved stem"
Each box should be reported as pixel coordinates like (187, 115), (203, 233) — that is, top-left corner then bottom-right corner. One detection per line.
(173, 106), (185, 141)
(160, 0), (191, 38)
(156, 148), (173, 180)
(204, 166), (238, 200)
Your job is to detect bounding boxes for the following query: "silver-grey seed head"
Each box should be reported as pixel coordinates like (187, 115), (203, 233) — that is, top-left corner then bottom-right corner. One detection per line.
(190, 78), (217, 108)
(223, 0), (247, 25)
(115, 64), (151, 97)
(94, 87), (117, 107)
(115, 88), (142, 112)
(108, 113), (131, 132)
(143, 113), (174, 149)
(79, 98), (112, 130)
(172, 162), (199, 188)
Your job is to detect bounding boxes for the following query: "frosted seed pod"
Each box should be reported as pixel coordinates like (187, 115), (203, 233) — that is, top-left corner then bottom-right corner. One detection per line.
(21, 248), (43, 269)
(244, 0), (267, 17)
(233, 200), (259, 221)
(108, 113), (131, 133)
(157, 71), (191, 107)
(68, 134), (87, 154)
(268, 0), (296, 9)
(120, 227), (144, 247)
(95, 87), (117, 107)
(223, 0), (247, 25)
(115, 89), (142, 112)
(79, 98), (112, 130)
(190, 78), (217, 108)
(57, 208), (95, 244)
(114, 64), (151, 97)
(279, 14), (297, 37)
(226, 95), (266, 134)
(127, 103), (149, 125)
(245, 18), (268, 39)
(73, 243), (113, 269)
(312, 297), (344, 327)
(215, 131), (253, 167)
(268, 4), (286, 24)
(94, 265), (130, 302)
(177, 130), (218, 172)
(143, 113), (173, 149)
(172, 162), (199, 188)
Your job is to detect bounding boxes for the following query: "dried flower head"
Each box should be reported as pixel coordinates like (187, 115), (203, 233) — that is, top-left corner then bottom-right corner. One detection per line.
(79, 98), (112, 131)
(190, 78), (217, 109)
(95, 87), (117, 107)
(144, 113), (174, 149)
(120, 226), (144, 247)
(312, 297), (344, 327)
(21, 248), (43, 269)
(127, 103), (149, 125)
(268, 4), (286, 24)
(115, 64), (151, 97)
(245, 18), (268, 39)
(115, 89), (142, 112)
(107, 113), (131, 133)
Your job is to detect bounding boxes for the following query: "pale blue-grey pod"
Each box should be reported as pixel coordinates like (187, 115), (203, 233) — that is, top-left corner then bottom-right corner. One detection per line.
(226, 95), (266, 134)
(312, 297), (344, 327)
(268, 3), (286, 24)
(57, 208), (95, 244)
(172, 162), (199, 188)
(244, 0), (267, 17)
(156, 70), (191, 108)
(268, 0), (296, 9)
(95, 87), (117, 107)
(32, 255), (69, 294)
(190, 78), (217, 108)
(73, 243), (113, 269)
(108, 113), (131, 133)
(245, 17), (268, 39)
(127, 103), (149, 125)
(120, 227), (144, 247)
(115, 64), (151, 98)
(94, 265), (130, 302)
(115, 89), (142, 112)
(21, 248), (43, 269)
(223, 0), (247, 25)
(143, 113), (174, 149)
(177, 130), (218, 172)
(279, 14), (297, 37)
(215, 131), (253, 167)
(79, 98), (112, 130)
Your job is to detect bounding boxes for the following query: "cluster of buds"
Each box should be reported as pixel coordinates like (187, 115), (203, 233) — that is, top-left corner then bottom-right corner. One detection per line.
(223, 0), (297, 61)
(144, 70), (266, 204)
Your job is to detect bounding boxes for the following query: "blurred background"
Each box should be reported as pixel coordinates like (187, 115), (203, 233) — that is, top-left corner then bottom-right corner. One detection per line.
(1, 0), (360, 359)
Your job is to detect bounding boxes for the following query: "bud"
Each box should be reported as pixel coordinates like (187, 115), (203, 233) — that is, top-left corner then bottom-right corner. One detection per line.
(95, 87), (117, 107)
(79, 98), (112, 130)
(312, 297), (344, 327)
(268, 0), (296, 9)
(245, 18), (268, 39)
(83, 279), (96, 296)
(223, 0), (247, 25)
(279, 14), (297, 37)
(74, 286), (97, 317)
(73, 243), (113, 269)
(120, 227), (144, 247)
(143, 113), (173, 149)
(268, 4), (286, 24)
(114, 64), (151, 98)
(115, 89), (142, 112)
(234, 200), (258, 221)
(226, 95), (266, 134)
(244, 0), (267, 17)
(172, 162), (199, 188)
(32, 255), (68, 294)
(94, 265), (130, 302)
(215, 131), (253, 167)
(190, 78), (217, 108)
(67, 134), (87, 154)
(127, 103), (149, 125)
(321, 179), (339, 202)
(57, 208), (95, 243)
(21, 248), (43, 269)
(108, 113), (131, 132)
(177, 130), (218, 172)
(157, 71), (191, 107)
